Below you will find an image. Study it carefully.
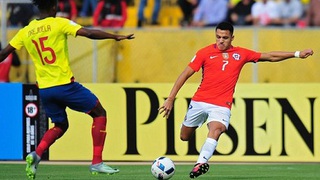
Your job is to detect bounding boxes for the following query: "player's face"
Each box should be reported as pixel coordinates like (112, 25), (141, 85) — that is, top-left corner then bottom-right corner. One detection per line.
(215, 29), (234, 51)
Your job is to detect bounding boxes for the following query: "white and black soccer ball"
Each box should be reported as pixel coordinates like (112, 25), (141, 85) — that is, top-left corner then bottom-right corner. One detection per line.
(151, 156), (175, 180)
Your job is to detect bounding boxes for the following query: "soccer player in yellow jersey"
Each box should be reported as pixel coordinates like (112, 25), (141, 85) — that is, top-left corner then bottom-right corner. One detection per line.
(0, 0), (134, 179)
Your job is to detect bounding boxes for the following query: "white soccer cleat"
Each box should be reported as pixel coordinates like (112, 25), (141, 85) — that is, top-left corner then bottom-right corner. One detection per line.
(89, 162), (120, 175)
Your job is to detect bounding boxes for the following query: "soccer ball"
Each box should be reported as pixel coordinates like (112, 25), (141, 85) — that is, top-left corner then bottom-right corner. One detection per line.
(151, 156), (175, 180)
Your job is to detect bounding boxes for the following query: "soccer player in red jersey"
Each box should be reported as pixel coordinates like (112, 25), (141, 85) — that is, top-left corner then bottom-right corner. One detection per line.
(158, 21), (313, 179)
(0, 0), (134, 179)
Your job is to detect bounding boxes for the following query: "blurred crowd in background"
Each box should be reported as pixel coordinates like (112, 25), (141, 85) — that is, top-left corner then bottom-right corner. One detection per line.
(1, 0), (319, 84)
(5, 0), (320, 29)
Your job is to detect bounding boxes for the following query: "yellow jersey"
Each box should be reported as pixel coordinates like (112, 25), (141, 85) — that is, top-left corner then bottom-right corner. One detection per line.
(10, 17), (82, 88)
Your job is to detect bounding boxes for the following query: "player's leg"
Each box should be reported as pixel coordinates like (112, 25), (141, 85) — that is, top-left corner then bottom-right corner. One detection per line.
(26, 86), (69, 179)
(189, 122), (226, 179)
(35, 121), (69, 157)
(88, 102), (119, 174)
(180, 125), (197, 141)
(197, 121), (226, 162)
(64, 82), (119, 174)
(26, 121), (69, 179)
(88, 102), (106, 164)
(190, 104), (230, 179)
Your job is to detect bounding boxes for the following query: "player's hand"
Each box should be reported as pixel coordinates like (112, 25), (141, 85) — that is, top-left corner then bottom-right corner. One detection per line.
(300, 49), (314, 59)
(115, 34), (135, 41)
(158, 98), (174, 119)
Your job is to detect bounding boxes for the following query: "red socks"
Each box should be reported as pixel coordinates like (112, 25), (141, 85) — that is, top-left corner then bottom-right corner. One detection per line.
(35, 117), (107, 164)
(91, 116), (107, 165)
(36, 126), (64, 157)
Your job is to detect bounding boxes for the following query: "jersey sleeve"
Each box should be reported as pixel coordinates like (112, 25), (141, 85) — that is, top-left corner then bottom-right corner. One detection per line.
(242, 48), (261, 63)
(188, 51), (205, 72)
(9, 29), (25, 50)
(59, 18), (82, 37)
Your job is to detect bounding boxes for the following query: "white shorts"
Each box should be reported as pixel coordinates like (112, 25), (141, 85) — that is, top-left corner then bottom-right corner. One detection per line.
(182, 100), (231, 129)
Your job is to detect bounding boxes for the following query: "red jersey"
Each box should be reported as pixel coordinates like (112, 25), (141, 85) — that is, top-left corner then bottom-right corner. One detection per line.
(189, 44), (261, 109)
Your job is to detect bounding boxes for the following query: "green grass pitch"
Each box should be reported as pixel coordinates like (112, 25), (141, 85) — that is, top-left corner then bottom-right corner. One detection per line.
(0, 162), (319, 179)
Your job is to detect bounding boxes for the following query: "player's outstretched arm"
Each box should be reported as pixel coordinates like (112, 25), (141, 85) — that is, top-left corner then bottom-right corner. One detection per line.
(76, 27), (135, 41)
(259, 49), (314, 62)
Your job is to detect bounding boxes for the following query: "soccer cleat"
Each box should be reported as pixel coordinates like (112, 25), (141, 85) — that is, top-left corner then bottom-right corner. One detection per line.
(89, 162), (120, 175)
(189, 163), (209, 179)
(25, 151), (41, 179)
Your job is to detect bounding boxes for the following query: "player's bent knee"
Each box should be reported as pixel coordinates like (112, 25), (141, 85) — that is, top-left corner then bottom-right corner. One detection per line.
(89, 103), (106, 117)
(180, 134), (190, 141)
(180, 126), (197, 141)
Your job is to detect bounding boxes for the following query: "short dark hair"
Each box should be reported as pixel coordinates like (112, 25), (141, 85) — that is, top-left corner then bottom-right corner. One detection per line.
(32, 0), (57, 11)
(216, 22), (234, 35)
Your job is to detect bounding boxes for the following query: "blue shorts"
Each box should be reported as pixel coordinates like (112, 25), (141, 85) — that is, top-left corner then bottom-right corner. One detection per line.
(39, 82), (98, 123)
